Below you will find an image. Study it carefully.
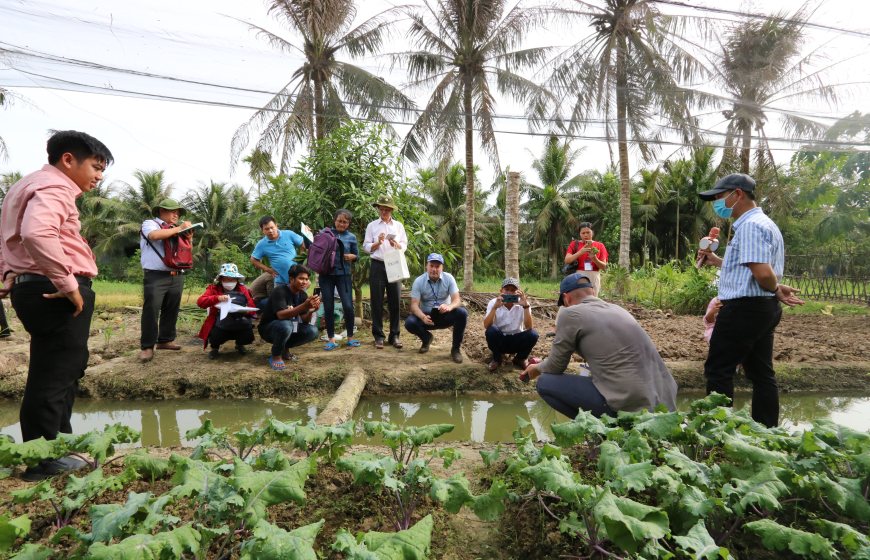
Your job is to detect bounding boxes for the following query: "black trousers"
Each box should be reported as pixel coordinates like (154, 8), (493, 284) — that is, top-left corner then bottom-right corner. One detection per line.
(141, 270), (184, 349)
(11, 278), (95, 441)
(208, 324), (255, 349)
(369, 259), (401, 342)
(704, 297), (782, 428)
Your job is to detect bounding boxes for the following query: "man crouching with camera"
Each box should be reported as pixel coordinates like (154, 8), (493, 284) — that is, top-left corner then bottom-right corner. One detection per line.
(483, 277), (539, 372)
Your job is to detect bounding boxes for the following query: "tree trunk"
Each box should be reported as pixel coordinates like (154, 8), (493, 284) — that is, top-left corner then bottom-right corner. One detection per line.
(616, 38), (632, 269)
(675, 197), (680, 261)
(740, 123), (751, 174)
(505, 171), (520, 280)
(314, 77), (325, 141)
(462, 82), (475, 291)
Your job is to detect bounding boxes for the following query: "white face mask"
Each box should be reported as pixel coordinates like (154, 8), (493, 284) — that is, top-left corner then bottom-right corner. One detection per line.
(221, 281), (238, 291)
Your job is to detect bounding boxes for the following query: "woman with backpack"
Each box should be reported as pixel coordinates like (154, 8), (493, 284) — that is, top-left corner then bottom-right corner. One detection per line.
(317, 209), (360, 350)
(562, 222), (608, 296)
(196, 263), (257, 358)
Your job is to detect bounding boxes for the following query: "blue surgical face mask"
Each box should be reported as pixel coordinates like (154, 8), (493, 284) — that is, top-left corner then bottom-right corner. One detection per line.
(712, 191), (737, 219)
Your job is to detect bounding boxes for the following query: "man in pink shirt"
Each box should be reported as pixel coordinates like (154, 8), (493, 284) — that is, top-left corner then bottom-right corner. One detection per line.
(0, 130), (113, 481)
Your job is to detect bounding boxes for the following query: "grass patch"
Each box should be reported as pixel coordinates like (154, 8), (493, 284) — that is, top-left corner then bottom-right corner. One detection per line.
(782, 300), (870, 316)
(93, 280), (207, 310)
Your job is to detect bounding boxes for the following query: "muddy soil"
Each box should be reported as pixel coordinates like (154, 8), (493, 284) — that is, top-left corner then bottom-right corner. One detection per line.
(0, 296), (868, 402)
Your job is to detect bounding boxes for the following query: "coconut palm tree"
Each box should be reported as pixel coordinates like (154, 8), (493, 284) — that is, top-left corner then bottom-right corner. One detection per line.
(0, 89), (10, 161)
(398, 0), (552, 290)
(714, 8), (835, 177)
(231, 0), (416, 172)
(243, 148), (276, 196)
(546, 0), (708, 269)
(183, 182), (251, 266)
(0, 171), (22, 208)
(524, 136), (587, 277)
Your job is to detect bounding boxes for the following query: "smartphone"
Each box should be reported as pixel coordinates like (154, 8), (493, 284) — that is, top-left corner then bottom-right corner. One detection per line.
(502, 294), (519, 303)
(313, 287), (322, 297)
(584, 240), (592, 246)
(386, 233), (396, 241)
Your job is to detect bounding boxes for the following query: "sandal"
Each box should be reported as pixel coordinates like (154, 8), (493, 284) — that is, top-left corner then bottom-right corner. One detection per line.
(324, 341), (339, 351)
(346, 339), (361, 348)
(268, 356), (286, 371)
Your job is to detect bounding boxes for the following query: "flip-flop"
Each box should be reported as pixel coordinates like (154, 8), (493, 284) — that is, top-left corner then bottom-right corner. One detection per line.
(346, 339), (361, 348)
(268, 356), (286, 371)
(324, 341), (339, 351)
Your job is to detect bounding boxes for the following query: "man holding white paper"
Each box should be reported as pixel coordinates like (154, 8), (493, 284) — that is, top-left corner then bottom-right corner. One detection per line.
(363, 194), (408, 349)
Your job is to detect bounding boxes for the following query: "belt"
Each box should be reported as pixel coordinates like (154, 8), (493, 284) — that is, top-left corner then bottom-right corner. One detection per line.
(723, 296), (776, 304)
(13, 273), (93, 287)
(144, 269), (186, 276)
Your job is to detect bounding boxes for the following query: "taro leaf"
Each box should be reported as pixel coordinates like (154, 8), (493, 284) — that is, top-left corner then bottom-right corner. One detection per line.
(233, 457), (314, 524)
(558, 512), (588, 538)
(598, 441), (630, 480)
(185, 419), (230, 458)
(678, 485), (718, 519)
(853, 451), (870, 477)
(140, 493), (179, 533)
(521, 457), (595, 504)
(430, 475), (474, 513)
(362, 421), (454, 450)
(689, 393), (732, 413)
(8, 543), (54, 560)
(265, 418), (300, 442)
(89, 491), (153, 543)
(631, 411), (684, 441)
(721, 466), (788, 515)
(123, 450), (171, 481)
(64, 424), (140, 465)
(812, 419), (870, 453)
(11, 479), (55, 504)
(252, 448), (293, 471)
(361, 514), (433, 560)
(674, 520), (734, 559)
(86, 523), (201, 560)
(649, 465), (682, 497)
(407, 424), (454, 447)
(551, 411), (609, 447)
(622, 429), (653, 462)
(807, 474), (870, 521)
(662, 448), (713, 487)
(435, 447), (460, 469)
(239, 519), (324, 560)
(814, 519), (870, 553)
(479, 446), (501, 467)
(233, 425), (270, 454)
(856, 547), (870, 560)
(0, 514), (31, 552)
(744, 519), (837, 559)
(333, 529), (380, 560)
(540, 443), (562, 460)
(337, 452), (400, 488)
(471, 479), (508, 521)
(593, 490), (669, 554)
(611, 462), (656, 494)
(0, 437), (67, 468)
(721, 434), (787, 466)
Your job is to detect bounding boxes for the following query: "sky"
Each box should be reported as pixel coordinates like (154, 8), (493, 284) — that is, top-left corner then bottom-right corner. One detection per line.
(0, 0), (868, 200)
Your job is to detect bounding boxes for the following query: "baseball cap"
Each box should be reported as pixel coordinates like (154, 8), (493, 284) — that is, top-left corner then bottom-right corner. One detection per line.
(698, 173), (756, 201)
(426, 253), (445, 264)
(502, 277), (520, 289)
(557, 273), (594, 306)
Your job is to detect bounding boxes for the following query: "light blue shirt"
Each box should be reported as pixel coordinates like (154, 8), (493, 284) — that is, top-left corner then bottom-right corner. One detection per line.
(410, 271), (459, 313)
(251, 230), (304, 286)
(140, 218), (172, 271)
(718, 207), (785, 300)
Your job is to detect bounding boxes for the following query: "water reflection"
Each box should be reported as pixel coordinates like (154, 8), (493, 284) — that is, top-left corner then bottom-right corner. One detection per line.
(0, 392), (867, 446)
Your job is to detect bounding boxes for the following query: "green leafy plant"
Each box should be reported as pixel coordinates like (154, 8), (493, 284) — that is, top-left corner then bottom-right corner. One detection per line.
(0, 423), (140, 471)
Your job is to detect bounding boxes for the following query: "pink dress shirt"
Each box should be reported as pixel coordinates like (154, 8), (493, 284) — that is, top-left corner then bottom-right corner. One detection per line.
(0, 164), (97, 293)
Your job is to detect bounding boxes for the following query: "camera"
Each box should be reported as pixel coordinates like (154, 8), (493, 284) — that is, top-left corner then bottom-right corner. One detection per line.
(502, 294), (519, 303)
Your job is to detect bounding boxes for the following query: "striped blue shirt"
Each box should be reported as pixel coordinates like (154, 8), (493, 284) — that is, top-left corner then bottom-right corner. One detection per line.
(718, 207), (785, 300)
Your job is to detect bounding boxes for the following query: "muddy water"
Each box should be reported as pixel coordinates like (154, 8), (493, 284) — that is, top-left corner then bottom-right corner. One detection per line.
(1, 393), (868, 446)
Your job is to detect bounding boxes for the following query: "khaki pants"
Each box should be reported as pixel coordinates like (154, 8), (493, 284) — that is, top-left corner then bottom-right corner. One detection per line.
(584, 270), (602, 296)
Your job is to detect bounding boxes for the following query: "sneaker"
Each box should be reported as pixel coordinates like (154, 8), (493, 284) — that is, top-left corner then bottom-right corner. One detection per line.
(208, 348), (220, 359)
(451, 349), (463, 364)
(418, 333), (432, 354)
(21, 456), (88, 482)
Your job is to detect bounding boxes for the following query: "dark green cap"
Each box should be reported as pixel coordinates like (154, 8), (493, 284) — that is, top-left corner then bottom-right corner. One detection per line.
(372, 194), (398, 211)
(154, 198), (185, 215)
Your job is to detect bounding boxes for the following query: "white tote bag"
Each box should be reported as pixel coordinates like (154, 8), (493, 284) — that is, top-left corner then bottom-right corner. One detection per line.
(383, 247), (410, 283)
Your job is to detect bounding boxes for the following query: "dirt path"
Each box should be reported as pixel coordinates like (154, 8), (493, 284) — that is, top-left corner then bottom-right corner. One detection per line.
(0, 299), (868, 401)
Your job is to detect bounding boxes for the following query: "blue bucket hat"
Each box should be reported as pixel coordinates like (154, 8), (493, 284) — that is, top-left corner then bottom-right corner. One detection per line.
(215, 263), (245, 282)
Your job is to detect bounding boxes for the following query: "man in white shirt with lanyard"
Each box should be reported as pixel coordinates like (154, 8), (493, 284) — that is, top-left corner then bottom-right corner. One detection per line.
(406, 253), (467, 363)
(483, 277), (539, 372)
(362, 194), (408, 349)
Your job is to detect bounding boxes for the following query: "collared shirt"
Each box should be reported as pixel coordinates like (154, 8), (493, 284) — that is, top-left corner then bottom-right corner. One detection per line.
(0, 164), (97, 293)
(717, 207), (784, 300)
(485, 298), (528, 335)
(251, 230), (304, 285)
(410, 271), (458, 314)
(362, 218), (407, 262)
(140, 217), (173, 271)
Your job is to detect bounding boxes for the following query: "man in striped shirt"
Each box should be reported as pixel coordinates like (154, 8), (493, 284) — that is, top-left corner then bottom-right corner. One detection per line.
(697, 173), (803, 428)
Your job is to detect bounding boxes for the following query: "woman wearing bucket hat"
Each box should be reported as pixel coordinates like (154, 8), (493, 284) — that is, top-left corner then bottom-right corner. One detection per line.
(196, 263), (257, 359)
(363, 194), (408, 349)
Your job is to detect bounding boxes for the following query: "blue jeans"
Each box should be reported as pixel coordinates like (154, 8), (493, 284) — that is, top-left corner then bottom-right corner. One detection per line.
(536, 373), (615, 419)
(485, 326), (539, 362)
(319, 274), (354, 339)
(404, 307), (467, 351)
(259, 319), (318, 357)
